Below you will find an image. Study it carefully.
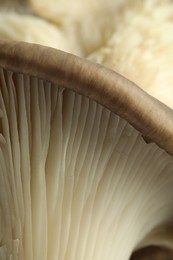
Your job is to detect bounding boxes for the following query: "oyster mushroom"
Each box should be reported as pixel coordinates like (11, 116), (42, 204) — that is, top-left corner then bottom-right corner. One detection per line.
(0, 40), (173, 260)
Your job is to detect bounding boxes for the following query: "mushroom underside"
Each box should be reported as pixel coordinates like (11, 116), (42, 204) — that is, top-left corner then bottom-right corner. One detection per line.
(0, 68), (173, 260)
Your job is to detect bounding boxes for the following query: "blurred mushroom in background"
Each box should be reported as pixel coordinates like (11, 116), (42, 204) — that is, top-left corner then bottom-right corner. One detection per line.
(89, 0), (173, 108)
(1, 0), (172, 107)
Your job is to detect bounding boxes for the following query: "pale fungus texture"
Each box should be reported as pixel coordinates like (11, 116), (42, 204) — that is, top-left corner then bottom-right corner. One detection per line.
(0, 68), (173, 259)
(0, 0), (124, 56)
(89, 0), (173, 108)
(0, 11), (76, 54)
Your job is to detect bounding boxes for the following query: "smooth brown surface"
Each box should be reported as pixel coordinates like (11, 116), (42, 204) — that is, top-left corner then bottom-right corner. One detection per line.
(0, 0), (30, 8)
(0, 40), (173, 155)
(130, 246), (173, 260)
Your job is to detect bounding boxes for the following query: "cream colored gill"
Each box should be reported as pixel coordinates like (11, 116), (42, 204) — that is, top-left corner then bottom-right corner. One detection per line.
(0, 68), (173, 260)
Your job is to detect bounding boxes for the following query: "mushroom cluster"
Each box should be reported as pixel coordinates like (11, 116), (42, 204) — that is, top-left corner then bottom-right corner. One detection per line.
(0, 1), (173, 260)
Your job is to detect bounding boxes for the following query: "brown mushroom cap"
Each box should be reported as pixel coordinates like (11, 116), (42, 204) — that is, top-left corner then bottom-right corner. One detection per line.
(0, 40), (173, 155)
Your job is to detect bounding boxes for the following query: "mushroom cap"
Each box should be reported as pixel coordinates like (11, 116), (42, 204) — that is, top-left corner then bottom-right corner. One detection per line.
(0, 40), (173, 155)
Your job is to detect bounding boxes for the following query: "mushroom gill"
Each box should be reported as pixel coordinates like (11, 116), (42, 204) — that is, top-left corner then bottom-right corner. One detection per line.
(0, 42), (173, 260)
